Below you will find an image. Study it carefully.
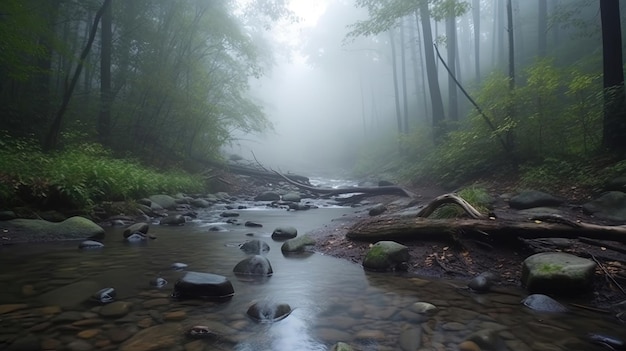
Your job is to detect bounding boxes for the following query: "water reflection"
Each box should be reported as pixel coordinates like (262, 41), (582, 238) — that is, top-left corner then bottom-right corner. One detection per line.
(0, 205), (622, 350)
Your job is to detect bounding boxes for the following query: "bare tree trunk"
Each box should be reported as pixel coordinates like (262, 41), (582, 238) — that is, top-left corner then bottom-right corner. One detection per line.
(389, 29), (403, 136)
(98, 0), (113, 146)
(472, 0), (481, 81)
(506, 0), (515, 89)
(446, 15), (458, 121)
(400, 20), (409, 133)
(538, 0), (547, 56)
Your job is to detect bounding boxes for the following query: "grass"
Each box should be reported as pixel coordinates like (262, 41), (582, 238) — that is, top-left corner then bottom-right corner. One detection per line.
(0, 135), (208, 211)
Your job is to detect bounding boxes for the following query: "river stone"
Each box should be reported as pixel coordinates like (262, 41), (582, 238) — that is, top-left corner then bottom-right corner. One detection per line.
(99, 301), (131, 317)
(6, 216), (105, 242)
(123, 223), (149, 238)
(410, 302), (437, 314)
(240, 239), (270, 255)
(92, 287), (116, 304)
(271, 226), (297, 240)
(78, 240), (104, 249)
(149, 194), (177, 210)
(159, 214), (185, 226)
(246, 301), (291, 322)
(120, 323), (183, 351)
(521, 294), (568, 312)
(281, 234), (315, 253)
(190, 198), (211, 208)
(369, 203), (387, 216)
(220, 211), (239, 218)
(244, 221), (263, 227)
(125, 233), (147, 243)
(39, 280), (100, 308)
(0, 303), (28, 315)
(509, 190), (564, 209)
(330, 342), (355, 351)
(8, 335), (41, 351)
(363, 241), (409, 271)
(582, 191), (626, 221)
(172, 271), (234, 299)
(233, 255), (273, 276)
(254, 191), (281, 201)
(282, 192), (301, 202)
(399, 327), (422, 351)
(521, 252), (596, 295)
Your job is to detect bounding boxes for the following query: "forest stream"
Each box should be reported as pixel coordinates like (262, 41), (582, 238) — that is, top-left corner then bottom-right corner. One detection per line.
(0, 178), (624, 351)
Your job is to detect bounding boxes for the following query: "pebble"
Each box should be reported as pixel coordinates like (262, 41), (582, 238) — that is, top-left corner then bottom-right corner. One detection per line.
(77, 329), (99, 339)
(459, 341), (481, 351)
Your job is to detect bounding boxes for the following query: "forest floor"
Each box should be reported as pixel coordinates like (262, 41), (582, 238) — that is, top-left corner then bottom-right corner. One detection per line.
(305, 176), (626, 309)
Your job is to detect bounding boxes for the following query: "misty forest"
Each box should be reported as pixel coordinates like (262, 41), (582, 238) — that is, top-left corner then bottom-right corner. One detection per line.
(3, 1), (626, 351)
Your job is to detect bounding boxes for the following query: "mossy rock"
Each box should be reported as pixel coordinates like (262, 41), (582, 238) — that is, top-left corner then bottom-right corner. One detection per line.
(521, 252), (596, 296)
(363, 241), (409, 271)
(6, 216), (105, 242)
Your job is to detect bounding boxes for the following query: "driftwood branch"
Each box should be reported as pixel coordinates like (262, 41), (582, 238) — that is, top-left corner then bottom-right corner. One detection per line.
(416, 193), (486, 219)
(272, 170), (415, 197)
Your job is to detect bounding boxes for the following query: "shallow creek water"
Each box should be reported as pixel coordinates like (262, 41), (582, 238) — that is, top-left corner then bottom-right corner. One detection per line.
(0, 198), (623, 351)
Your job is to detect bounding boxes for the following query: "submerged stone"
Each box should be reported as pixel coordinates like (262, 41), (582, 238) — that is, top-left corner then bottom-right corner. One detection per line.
(172, 272), (234, 299)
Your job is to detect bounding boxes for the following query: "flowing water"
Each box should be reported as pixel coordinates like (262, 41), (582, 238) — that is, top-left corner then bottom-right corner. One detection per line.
(0, 192), (623, 351)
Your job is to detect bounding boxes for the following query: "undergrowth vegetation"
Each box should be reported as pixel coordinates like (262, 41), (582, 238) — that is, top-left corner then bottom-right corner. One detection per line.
(0, 133), (207, 211)
(354, 59), (618, 193)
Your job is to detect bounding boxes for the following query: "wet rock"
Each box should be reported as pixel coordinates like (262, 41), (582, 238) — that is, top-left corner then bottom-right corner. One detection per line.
(99, 301), (131, 317)
(6, 216), (105, 241)
(52, 311), (84, 323)
(149, 194), (177, 210)
(399, 327), (422, 351)
(255, 191), (281, 201)
(120, 324), (183, 351)
(39, 280), (99, 309)
(368, 203), (387, 216)
(125, 233), (147, 243)
(330, 342), (355, 351)
(66, 340), (93, 351)
(521, 294), (568, 312)
(281, 234), (315, 253)
(363, 241), (409, 271)
(0, 303), (28, 314)
(220, 211), (239, 218)
(509, 190), (564, 210)
(288, 203), (311, 211)
(244, 221), (263, 227)
(587, 333), (626, 350)
(186, 325), (219, 339)
(240, 239), (270, 255)
(282, 192), (301, 202)
(190, 198), (211, 208)
(233, 255), (273, 276)
(172, 271), (234, 299)
(77, 328), (100, 339)
(246, 301), (291, 322)
(271, 226), (297, 240)
(583, 191), (626, 221)
(171, 262), (188, 270)
(123, 222), (149, 238)
(78, 240), (104, 249)
(164, 310), (187, 321)
(149, 277), (168, 288)
(467, 329), (506, 350)
(159, 214), (185, 226)
(208, 225), (226, 232)
(458, 340), (481, 351)
(92, 287), (116, 304)
(410, 302), (437, 314)
(468, 272), (498, 293)
(521, 252), (595, 295)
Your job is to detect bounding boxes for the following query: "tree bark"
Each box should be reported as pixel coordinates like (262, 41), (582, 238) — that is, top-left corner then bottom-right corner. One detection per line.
(389, 29), (403, 136)
(400, 19), (409, 133)
(472, 0), (480, 81)
(98, 0), (113, 146)
(446, 14), (458, 121)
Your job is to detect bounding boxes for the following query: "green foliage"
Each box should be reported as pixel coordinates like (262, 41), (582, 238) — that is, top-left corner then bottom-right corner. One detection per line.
(0, 134), (206, 210)
(430, 186), (492, 219)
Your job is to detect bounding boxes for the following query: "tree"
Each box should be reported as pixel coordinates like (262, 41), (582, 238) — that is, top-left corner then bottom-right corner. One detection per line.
(538, 0), (547, 56)
(472, 0), (480, 81)
(98, 0), (112, 146)
(599, 0), (626, 153)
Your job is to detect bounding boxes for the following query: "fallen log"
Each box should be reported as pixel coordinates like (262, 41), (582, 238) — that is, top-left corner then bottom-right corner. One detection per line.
(273, 170), (415, 197)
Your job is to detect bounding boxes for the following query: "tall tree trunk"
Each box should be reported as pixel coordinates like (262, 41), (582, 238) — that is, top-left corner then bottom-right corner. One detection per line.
(34, 0), (61, 128)
(409, 18), (427, 123)
(446, 14), (458, 121)
(538, 0), (547, 56)
(417, 2), (446, 143)
(400, 20), (409, 133)
(98, 0), (113, 146)
(472, 0), (480, 81)
(415, 10), (430, 120)
(600, 0), (626, 153)
(506, 0), (515, 89)
(43, 0), (111, 151)
(389, 29), (403, 136)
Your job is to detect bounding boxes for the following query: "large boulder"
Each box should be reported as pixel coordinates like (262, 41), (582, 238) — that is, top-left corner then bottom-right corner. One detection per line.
(281, 192), (301, 202)
(149, 195), (178, 210)
(233, 255), (273, 276)
(363, 241), (409, 271)
(281, 234), (315, 253)
(123, 222), (149, 238)
(582, 191), (626, 221)
(271, 226), (297, 240)
(254, 191), (281, 201)
(521, 252), (596, 296)
(5, 216), (104, 242)
(172, 272), (234, 299)
(509, 190), (563, 210)
(246, 300), (291, 322)
(159, 214), (185, 226)
(240, 240), (270, 255)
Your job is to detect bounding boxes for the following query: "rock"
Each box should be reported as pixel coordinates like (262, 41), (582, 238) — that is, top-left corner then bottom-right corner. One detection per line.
(66, 340), (93, 351)
(271, 226), (297, 240)
(468, 272), (498, 293)
(92, 287), (116, 304)
(521, 294), (568, 312)
(368, 203), (387, 216)
(120, 324), (183, 351)
(330, 342), (355, 351)
(246, 301), (291, 322)
(509, 190), (564, 209)
(123, 223), (149, 238)
(78, 240), (104, 249)
(583, 191), (626, 221)
(190, 198), (211, 208)
(149, 194), (178, 210)
(6, 216), (105, 242)
(0, 211), (16, 220)
(0, 304), (28, 315)
(39, 280), (100, 309)
(363, 241), (409, 271)
(159, 214), (185, 226)
(172, 271), (234, 299)
(458, 340), (481, 351)
(288, 203), (311, 211)
(467, 329), (506, 350)
(282, 192), (301, 202)
(149, 277), (168, 288)
(521, 252), (596, 295)
(8, 335), (41, 351)
(186, 325), (219, 339)
(233, 255), (273, 276)
(410, 302), (437, 314)
(171, 262), (188, 270)
(605, 177), (626, 192)
(587, 333), (626, 350)
(125, 233), (147, 243)
(240, 239), (270, 255)
(254, 191), (281, 201)
(99, 301), (131, 317)
(281, 234), (315, 253)
(220, 211), (239, 218)
(399, 327), (422, 351)
(244, 221), (263, 227)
